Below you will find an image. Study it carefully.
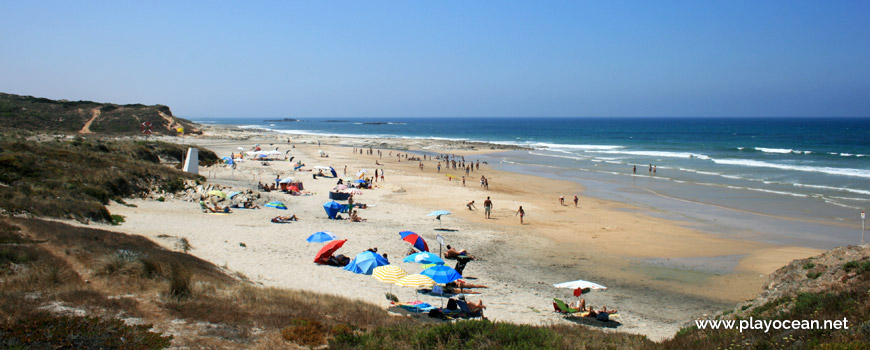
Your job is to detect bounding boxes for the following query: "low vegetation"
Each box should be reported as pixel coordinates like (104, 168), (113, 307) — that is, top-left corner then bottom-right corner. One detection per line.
(0, 133), (217, 223)
(0, 92), (201, 135)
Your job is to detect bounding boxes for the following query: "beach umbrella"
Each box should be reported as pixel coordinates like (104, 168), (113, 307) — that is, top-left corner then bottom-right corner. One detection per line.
(420, 265), (462, 284)
(208, 190), (226, 198)
(227, 191), (241, 199)
(373, 265), (408, 295)
(354, 179), (367, 184)
(343, 251), (390, 275)
(341, 188), (362, 195)
(307, 231), (337, 243)
(329, 166), (337, 177)
(314, 239), (347, 264)
(553, 279), (607, 290)
(395, 274), (436, 288)
(265, 201), (287, 210)
(221, 157), (234, 165)
(399, 231), (429, 252)
(288, 185), (299, 192)
(403, 251), (444, 265)
(356, 169), (368, 179)
(279, 178), (294, 183)
(554, 279), (607, 306)
(427, 210), (452, 228)
(394, 273), (436, 302)
(335, 184), (348, 190)
(265, 201), (287, 215)
(373, 265), (408, 283)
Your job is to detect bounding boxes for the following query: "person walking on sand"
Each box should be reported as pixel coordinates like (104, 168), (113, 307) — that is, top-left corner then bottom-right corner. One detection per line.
(483, 197), (493, 219)
(559, 196), (565, 206)
(380, 169), (385, 182)
(573, 195), (578, 207)
(515, 206), (525, 224)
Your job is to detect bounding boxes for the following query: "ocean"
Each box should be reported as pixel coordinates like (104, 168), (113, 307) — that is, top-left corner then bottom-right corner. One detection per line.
(197, 117), (870, 249)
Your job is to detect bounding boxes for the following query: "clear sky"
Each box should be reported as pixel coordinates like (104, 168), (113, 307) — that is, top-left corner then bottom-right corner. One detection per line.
(1, 1), (868, 118)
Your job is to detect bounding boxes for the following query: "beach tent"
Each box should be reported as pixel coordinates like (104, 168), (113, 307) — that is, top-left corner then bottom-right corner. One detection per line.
(343, 251), (389, 275)
(314, 239), (347, 264)
(323, 201), (343, 219)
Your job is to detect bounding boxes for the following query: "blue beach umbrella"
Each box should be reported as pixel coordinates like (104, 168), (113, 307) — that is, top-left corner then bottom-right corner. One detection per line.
(403, 251), (444, 265)
(421, 265), (462, 284)
(343, 251), (390, 275)
(427, 210), (451, 216)
(221, 157), (234, 165)
(227, 191), (241, 199)
(307, 231), (337, 243)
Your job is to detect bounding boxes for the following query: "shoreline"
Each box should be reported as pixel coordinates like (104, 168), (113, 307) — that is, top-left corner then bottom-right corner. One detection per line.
(98, 124), (827, 341)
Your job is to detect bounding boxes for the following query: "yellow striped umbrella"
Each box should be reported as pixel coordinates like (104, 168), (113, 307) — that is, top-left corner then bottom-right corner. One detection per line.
(394, 274), (436, 288)
(373, 265), (408, 284)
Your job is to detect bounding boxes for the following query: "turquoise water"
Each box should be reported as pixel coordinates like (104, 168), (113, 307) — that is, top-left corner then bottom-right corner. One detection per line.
(198, 117), (869, 248)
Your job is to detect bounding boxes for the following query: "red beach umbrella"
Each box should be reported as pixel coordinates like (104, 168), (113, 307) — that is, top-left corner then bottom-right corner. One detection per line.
(314, 239), (347, 264)
(399, 231), (429, 252)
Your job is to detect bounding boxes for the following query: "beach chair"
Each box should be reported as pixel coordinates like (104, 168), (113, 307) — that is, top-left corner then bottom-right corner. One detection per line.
(455, 300), (483, 318)
(199, 201), (214, 213)
(553, 298), (580, 314)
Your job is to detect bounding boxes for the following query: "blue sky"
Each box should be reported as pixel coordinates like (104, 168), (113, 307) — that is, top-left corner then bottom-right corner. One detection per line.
(1, 1), (868, 118)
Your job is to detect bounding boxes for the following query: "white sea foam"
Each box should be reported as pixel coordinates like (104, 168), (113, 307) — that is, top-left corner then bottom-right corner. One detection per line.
(589, 150), (711, 160)
(712, 158), (870, 179)
(790, 183), (870, 196)
(723, 185), (808, 198)
(238, 125), (266, 129)
(528, 151), (584, 161)
(757, 147), (812, 154)
(840, 153), (854, 157)
(754, 147), (796, 154)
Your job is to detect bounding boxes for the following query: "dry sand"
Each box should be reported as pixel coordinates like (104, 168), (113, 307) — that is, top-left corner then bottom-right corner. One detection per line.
(97, 127), (824, 341)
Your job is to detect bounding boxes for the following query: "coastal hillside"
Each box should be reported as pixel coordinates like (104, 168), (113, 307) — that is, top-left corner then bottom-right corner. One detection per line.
(0, 92), (201, 135)
(0, 133), (218, 223)
(661, 245), (870, 348)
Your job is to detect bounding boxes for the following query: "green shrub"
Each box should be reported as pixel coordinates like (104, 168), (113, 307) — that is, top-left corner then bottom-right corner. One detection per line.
(803, 262), (816, 270)
(807, 271), (823, 279)
(111, 214), (126, 225)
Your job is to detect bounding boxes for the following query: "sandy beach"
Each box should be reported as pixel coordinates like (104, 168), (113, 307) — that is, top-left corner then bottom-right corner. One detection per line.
(95, 126), (824, 341)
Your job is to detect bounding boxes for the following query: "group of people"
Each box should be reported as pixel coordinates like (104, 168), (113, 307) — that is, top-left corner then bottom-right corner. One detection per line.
(558, 195), (579, 207)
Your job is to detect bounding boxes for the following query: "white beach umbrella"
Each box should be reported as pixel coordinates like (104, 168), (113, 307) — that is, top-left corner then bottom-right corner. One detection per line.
(553, 279), (607, 290)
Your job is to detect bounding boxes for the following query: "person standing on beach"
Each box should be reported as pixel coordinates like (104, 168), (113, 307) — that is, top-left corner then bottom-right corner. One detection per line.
(649, 164), (652, 174)
(483, 197), (492, 219)
(559, 196), (565, 205)
(462, 176), (466, 186)
(374, 169), (378, 182)
(573, 195), (578, 207)
(515, 206), (525, 224)
(476, 161), (480, 170)
(380, 169), (385, 182)
(633, 165), (636, 174)
(437, 162), (441, 172)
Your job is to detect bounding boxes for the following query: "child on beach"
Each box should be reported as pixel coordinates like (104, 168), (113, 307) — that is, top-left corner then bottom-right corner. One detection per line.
(515, 206), (525, 224)
(466, 201), (476, 210)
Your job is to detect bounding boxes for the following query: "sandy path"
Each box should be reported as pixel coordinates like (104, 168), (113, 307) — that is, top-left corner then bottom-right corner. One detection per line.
(79, 108), (100, 134)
